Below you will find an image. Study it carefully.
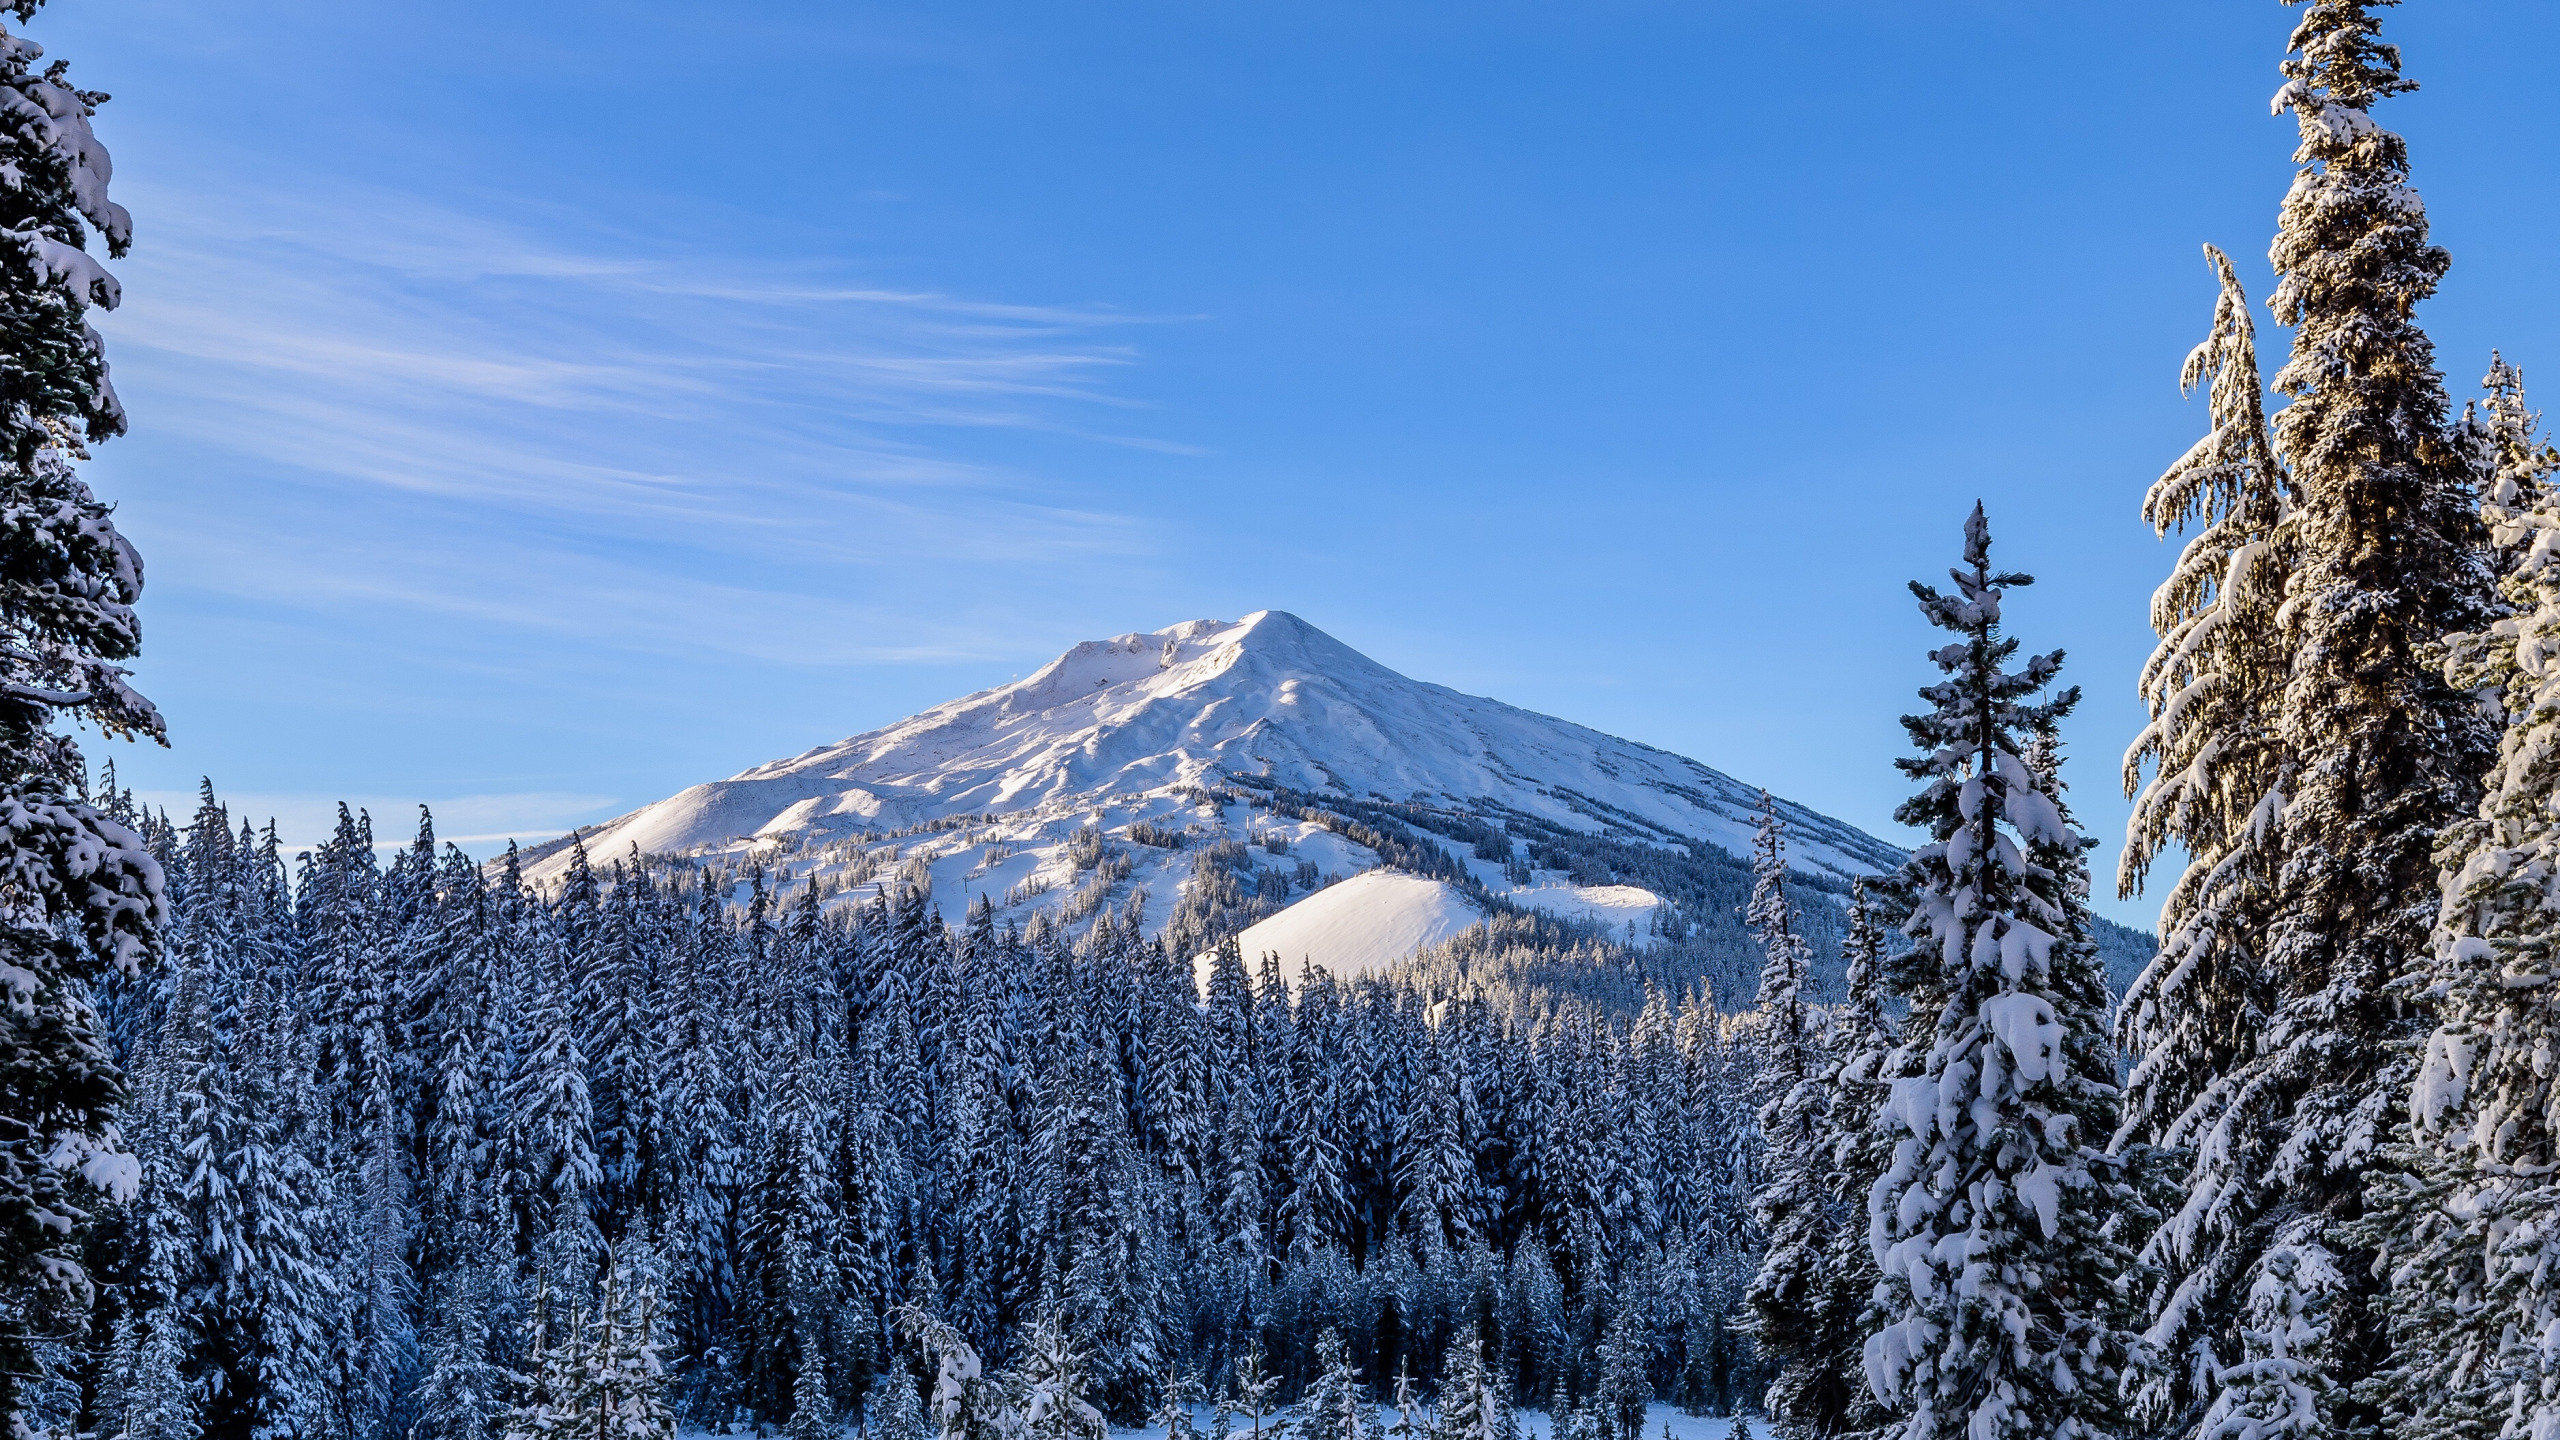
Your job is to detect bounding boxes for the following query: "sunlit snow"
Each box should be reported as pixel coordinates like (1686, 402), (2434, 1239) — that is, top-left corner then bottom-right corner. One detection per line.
(526, 611), (1897, 943)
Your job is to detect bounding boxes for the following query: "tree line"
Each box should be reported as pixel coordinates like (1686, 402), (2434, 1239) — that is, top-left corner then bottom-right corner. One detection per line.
(47, 786), (1785, 1440)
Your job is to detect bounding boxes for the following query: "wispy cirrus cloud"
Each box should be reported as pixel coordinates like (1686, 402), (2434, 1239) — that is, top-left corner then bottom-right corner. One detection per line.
(95, 175), (1197, 664)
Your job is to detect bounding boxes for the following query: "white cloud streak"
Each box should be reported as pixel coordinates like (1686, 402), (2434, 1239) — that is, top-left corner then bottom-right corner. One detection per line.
(94, 175), (1192, 664)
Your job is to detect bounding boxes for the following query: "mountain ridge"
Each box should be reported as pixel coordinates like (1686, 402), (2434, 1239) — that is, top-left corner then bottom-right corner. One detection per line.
(528, 609), (1902, 898)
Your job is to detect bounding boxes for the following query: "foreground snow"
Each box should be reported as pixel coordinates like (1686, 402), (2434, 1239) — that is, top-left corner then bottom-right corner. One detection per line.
(1517, 1407), (1739, 1440)
(689, 1404), (1741, 1440)
(1091, 1403), (1742, 1440)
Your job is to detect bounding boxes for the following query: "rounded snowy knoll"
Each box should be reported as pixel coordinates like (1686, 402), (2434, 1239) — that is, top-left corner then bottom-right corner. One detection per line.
(1199, 871), (1485, 990)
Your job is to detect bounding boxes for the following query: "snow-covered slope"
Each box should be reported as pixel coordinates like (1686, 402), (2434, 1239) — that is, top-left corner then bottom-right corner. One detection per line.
(1203, 870), (1681, 992)
(529, 611), (1900, 934)
(1212, 872), (1485, 988)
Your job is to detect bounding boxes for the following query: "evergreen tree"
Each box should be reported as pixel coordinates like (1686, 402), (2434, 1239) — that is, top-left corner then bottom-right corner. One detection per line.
(504, 911), (601, 1288)
(2115, 6), (2503, 1431)
(1592, 1303), (1648, 1440)
(504, 1290), (578, 1440)
(662, 877), (745, 1415)
(899, 1306), (1013, 1440)
(1740, 792), (1839, 1440)
(2365, 361), (2560, 1440)
(876, 1367), (933, 1440)
(584, 853), (662, 1244)
(1794, 882), (1893, 1440)
(1431, 1331), (1507, 1440)
(1862, 507), (2141, 1440)
(2114, 245), (2293, 1256)
(414, 1234), (508, 1440)
(1011, 1314), (1103, 1440)
(1227, 1343), (1283, 1440)
(1299, 1330), (1371, 1440)
(0, 6), (165, 1416)
(1386, 1361), (1428, 1440)
(1150, 1367), (1205, 1440)
(198, 975), (342, 1440)
(108, 1040), (195, 1440)
(740, 1050), (845, 1432)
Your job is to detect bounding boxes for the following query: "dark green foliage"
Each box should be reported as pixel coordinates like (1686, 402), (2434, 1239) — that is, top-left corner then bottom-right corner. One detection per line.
(0, 5), (167, 1427)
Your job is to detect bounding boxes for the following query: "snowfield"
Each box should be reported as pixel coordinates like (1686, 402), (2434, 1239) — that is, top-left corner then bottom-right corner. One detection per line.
(1088, 1404), (1741, 1440)
(1199, 871), (1676, 991)
(685, 1403), (1742, 1440)
(1211, 870), (1483, 985)
(1505, 880), (1666, 937)
(525, 611), (1897, 942)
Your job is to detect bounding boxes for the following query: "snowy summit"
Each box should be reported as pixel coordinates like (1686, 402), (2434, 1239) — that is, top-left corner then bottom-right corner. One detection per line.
(528, 611), (1897, 963)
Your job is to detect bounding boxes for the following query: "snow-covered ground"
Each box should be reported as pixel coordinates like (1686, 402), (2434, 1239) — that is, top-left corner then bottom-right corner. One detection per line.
(1504, 881), (1665, 937)
(1512, 1406), (1739, 1440)
(1097, 1404), (1741, 1440)
(525, 610), (1901, 937)
(688, 1402), (1744, 1440)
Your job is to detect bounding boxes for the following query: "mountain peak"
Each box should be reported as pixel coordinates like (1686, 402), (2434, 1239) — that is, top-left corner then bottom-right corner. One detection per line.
(529, 613), (1901, 916)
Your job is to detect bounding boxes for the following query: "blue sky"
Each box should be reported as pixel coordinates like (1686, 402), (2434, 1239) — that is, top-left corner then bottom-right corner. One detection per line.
(46, 0), (2560, 926)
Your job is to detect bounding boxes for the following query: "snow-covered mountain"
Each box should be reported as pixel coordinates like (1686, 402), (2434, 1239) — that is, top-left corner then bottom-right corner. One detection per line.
(527, 610), (1902, 946)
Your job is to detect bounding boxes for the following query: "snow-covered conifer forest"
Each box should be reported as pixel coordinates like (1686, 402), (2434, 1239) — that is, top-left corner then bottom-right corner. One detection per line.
(8, 4), (2560, 1440)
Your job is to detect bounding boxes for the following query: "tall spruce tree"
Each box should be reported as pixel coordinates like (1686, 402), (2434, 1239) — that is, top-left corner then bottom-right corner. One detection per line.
(2118, 4), (2502, 1431)
(1862, 506), (2140, 1440)
(1766, 880), (1896, 1440)
(2363, 362), (2560, 1440)
(0, 2), (166, 1423)
(2259, 0), (2500, 1349)
(2114, 244), (2301, 1428)
(1740, 792), (1842, 1440)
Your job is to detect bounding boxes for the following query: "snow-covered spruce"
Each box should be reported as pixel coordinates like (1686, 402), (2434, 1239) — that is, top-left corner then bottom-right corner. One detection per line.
(2258, 0), (2499, 1187)
(1301, 1328), (1377, 1440)
(2114, 4), (2507, 1432)
(2363, 362), (2560, 1440)
(2114, 243), (2291, 1207)
(1789, 880), (1899, 1440)
(0, 1), (166, 1427)
(1432, 1329), (1518, 1440)
(1741, 791), (1851, 1440)
(501, 1254), (674, 1440)
(1862, 505), (2143, 1440)
(2112, 242), (2301, 1433)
